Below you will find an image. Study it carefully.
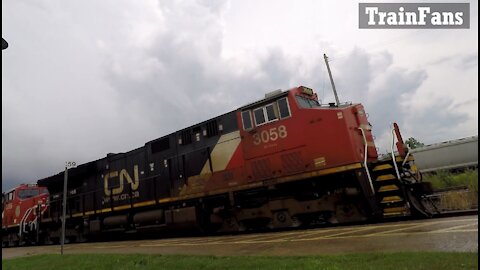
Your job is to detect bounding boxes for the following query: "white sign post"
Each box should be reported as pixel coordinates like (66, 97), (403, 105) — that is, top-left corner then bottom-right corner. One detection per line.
(61, 161), (76, 255)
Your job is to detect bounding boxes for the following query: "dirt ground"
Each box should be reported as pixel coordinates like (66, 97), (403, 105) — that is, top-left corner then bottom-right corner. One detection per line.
(2, 215), (477, 259)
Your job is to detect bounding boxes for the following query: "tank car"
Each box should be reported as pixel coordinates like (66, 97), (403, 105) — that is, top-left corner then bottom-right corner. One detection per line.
(410, 136), (478, 173)
(2, 86), (432, 246)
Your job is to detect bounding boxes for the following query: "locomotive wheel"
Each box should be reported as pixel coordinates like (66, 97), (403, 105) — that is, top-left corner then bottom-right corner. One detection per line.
(334, 203), (367, 223)
(218, 217), (244, 232)
(267, 211), (301, 229)
(9, 240), (19, 247)
(75, 233), (88, 243)
(7, 233), (20, 247)
(241, 218), (271, 231)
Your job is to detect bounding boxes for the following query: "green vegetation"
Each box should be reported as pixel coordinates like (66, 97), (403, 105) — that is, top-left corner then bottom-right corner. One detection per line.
(405, 137), (425, 149)
(422, 169), (478, 191)
(2, 252), (478, 270)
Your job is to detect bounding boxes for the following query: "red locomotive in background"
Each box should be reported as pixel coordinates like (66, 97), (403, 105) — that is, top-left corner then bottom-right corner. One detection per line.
(2, 86), (432, 247)
(2, 184), (49, 245)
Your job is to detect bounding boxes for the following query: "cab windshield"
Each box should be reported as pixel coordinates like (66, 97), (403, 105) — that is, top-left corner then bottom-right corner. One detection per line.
(18, 189), (40, 199)
(296, 95), (320, 108)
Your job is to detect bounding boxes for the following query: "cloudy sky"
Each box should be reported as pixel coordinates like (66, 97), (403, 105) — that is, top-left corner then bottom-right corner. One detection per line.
(2, 0), (478, 190)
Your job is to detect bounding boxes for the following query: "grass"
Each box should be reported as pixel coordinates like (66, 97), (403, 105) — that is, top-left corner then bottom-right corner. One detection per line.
(422, 169), (478, 191)
(2, 252), (478, 270)
(438, 191), (475, 210)
(422, 169), (478, 210)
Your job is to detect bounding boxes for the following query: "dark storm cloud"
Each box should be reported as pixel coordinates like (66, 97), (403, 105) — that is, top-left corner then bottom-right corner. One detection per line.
(405, 98), (470, 144)
(430, 52), (478, 70)
(103, 36), (430, 154)
(333, 48), (373, 103)
(322, 48), (429, 144)
(367, 67), (428, 131)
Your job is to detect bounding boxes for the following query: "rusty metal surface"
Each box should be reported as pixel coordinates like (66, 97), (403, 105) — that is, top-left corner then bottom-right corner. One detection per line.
(3, 215), (477, 259)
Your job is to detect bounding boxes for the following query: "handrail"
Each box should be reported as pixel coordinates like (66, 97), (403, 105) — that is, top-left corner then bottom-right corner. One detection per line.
(390, 124), (402, 180)
(18, 206), (34, 236)
(402, 147), (412, 167)
(18, 203), (46, 237)
(358, 127), (375, 195)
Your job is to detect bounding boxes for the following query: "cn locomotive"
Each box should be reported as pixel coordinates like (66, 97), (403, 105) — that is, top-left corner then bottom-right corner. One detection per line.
(2, 86), (433, 247)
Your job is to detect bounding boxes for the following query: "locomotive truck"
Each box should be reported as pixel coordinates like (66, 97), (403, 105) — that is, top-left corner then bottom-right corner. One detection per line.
(2, 86), (433, 247)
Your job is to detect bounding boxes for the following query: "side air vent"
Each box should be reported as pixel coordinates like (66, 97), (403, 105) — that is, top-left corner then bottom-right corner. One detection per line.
(206, 120), (219, 137)
(281, 151), (304, 174)
(252, 158), (271, 180)
(180, 129), (192, 145)
(151, 138), (170, 154)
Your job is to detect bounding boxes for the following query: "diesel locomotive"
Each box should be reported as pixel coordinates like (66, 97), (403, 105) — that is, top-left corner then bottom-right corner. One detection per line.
(2, 86), (433, 246)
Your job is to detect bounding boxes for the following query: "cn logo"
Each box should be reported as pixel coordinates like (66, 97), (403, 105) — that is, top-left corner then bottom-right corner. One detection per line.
(104, 165), (140, 196)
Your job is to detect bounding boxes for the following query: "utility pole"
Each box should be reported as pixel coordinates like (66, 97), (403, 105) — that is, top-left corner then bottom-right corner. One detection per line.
(323, 53), (340, 106)
(61, 161), (76, 255)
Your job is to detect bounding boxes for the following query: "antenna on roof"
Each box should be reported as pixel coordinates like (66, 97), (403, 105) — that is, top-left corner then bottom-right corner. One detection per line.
(323, 54), (340, 106)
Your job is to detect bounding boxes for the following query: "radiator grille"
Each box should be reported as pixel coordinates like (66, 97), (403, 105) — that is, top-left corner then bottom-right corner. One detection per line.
(252, 158), (271, 179)
(281, 151), (304, 173)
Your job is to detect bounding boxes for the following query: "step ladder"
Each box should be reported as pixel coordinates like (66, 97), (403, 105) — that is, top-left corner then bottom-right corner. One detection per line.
(370, 123), (415, 218)
(371, 160), (410, 217)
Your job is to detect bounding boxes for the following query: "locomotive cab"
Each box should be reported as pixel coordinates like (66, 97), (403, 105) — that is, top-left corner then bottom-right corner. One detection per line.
(238, 86), (378, 183)
(2, 184), (49, 246)
(291, 86), (379, 163)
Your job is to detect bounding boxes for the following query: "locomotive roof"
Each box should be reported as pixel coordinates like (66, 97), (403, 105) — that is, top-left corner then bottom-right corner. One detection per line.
(37, 161), (97, 192)
(239, 89), (289, 111)
(3, 183), (39, 194)
(147, 88), (291, 145)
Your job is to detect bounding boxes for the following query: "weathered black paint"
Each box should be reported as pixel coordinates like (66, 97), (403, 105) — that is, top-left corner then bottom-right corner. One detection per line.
(39, 111), (239, 218)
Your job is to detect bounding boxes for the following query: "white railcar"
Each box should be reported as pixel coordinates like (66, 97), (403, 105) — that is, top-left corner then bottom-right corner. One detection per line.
(411, 136), (478, 173)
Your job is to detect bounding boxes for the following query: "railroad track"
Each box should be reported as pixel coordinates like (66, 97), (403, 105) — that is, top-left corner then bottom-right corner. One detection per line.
(432, 185), (469, 194)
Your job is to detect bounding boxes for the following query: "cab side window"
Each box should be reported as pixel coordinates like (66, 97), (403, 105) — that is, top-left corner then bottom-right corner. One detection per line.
(265, 103), (278, 122)
(277, 97), (291, 119)
(241, 111), (253, 130)
(242, 96), (291, 130)
(253, 108), (266, 126)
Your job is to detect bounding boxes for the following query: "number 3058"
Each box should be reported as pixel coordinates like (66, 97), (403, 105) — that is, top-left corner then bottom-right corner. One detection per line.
(253, 125), (287, 145)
